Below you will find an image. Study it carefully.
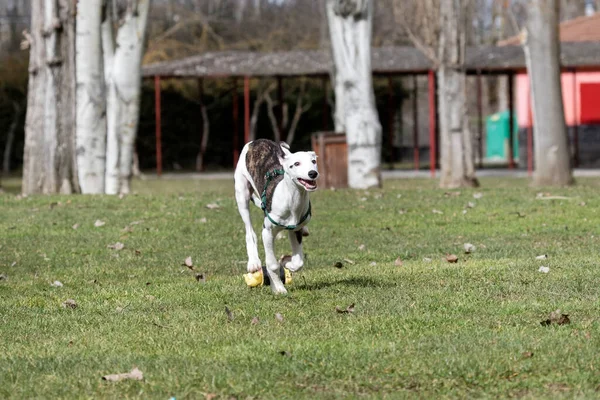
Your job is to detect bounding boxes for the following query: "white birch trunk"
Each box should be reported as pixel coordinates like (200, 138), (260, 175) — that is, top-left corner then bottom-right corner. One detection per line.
(522, 0), (573, 186)
(105, 0), (150, 194)
(75, 0), (106, 194)
(326, 0), (382, 189)
(23, 0), (78, 195)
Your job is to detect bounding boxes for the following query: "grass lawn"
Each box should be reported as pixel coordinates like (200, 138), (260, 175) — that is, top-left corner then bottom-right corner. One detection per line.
(2, 176), (600, 399)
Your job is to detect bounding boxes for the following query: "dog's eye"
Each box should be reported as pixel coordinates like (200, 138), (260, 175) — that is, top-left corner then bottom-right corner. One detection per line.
(312, 160), (316, 164)
(294, 162), (300, 167)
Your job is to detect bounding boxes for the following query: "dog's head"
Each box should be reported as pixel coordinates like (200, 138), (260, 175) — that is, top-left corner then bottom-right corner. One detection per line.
(278, 142), (319, 192)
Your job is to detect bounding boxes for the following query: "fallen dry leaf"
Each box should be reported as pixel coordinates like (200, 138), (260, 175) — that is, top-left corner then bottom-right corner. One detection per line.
(538, 266), (550, 273)
(102, 367), (143, 382)
(195, 273), (206, 283)
(358, 244), (366, 251)
(394, 257), (403, 266)
(94, 220), (106, 227)
(541, 309), (571, 326)
(62, 299), (77, 309)
(107, 242), (124, 251)
(521, 351), (534, 359)
(205, 394), (217, 400)
(225, 306), (234, 322)
(205, 203), (220, 209)
(446, 254), (459, 263)
(275, 313), (284, 323)
(444, 191), (461, 197)
(335, 303), (355, 314)
(251, 317), (260, 325)
(432, 209), (444, 214)
(184, 256), (194, 270)
(464, 243), (476, 254)
(51, 280), (63, 287)
(72, 223), (80, 230)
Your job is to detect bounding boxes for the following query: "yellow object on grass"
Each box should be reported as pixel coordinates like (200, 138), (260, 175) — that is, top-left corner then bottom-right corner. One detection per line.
(243, 267), (292, 288)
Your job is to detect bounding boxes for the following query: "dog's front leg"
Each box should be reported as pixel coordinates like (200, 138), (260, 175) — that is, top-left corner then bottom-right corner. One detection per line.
(262, 225), (287, 294)
(286, 230), (304, 272)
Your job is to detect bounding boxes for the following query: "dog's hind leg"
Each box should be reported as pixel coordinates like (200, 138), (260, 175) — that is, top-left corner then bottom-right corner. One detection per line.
(234, 173), (262, 273)
(285, 230), (304, 272)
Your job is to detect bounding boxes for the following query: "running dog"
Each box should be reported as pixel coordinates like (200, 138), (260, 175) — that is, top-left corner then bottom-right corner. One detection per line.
(234, 139), (318, 294)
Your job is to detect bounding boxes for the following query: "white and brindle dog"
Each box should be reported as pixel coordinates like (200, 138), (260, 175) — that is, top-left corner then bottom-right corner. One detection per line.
(234, 139), (318, 294)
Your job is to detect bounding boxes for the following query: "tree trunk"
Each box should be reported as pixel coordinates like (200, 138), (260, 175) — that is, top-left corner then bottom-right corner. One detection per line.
(437, 0), (478, 189)
(326, 0), (382, 189)
(522, 0), (573, 186)
(105, 0), (150, 194)
(23, 0), (78, 195)
(75, 0), (106, 194)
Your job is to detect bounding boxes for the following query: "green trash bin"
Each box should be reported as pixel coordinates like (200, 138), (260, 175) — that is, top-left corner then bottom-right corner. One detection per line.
(485, 110), (519, 162)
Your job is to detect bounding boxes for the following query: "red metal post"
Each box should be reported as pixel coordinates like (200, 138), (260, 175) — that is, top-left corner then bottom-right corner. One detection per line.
(572, 69), (579, 167)
(233, 79), (239, 166)
(244, 76), (250, 144)
(277, 76), (284, 142)
(154, 75), (162, 176)
(387, 76), (396, 168)
(428, 70), (436, 177)
(507, 72), (515, 169)
(527, 101), (533, 176)
(476, 71), (483, 168)
(413, 75), (419, 170)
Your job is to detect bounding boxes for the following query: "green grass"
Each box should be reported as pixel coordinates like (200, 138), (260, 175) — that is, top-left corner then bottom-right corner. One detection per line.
(2, 176), (600, 399)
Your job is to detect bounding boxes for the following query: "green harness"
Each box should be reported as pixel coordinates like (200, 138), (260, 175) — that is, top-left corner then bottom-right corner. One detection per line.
(261, 169), (311, 231)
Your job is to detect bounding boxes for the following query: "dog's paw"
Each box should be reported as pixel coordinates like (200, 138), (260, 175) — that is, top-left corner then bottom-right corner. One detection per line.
(247, 260), (262, 273)
(271, 285), (288, 295)
(285, 260), (303, 273)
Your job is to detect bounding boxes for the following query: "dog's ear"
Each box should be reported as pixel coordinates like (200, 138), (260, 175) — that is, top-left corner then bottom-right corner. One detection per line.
(279, 142), (292, 156)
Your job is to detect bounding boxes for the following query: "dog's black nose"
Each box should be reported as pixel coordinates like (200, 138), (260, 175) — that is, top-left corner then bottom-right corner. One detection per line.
(308, 170), (318, 179)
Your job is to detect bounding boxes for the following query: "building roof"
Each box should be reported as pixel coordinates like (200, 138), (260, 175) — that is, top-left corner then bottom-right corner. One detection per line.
(142, 42), (600, 79)
(499, 13), (600, 46)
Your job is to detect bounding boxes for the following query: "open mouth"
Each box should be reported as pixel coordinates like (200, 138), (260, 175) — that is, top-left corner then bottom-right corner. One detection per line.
(298, 178), (317, 190)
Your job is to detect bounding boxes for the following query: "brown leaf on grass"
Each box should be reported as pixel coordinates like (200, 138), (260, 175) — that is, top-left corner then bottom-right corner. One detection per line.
(444, 191), (461, 197)
(275, 313), (284, 323)
(205, 203), (220, 209)
(61, 299), (77, 309)
(204, 394), (217, 400)
(446, 254), (459, 263)
(94, 219), (106, 227)
(521, 351), (534, 359)
(135, 250), (141, 256)
(225, 306), (234, 322)
(335, 303), (355, 314)
(195, 273), (206, 283)
(102, 367), (143, 382)
(107, 242), (124, 251)
(251, 317), (260, 325)
(183, 256), (194, 270)
(541, 309), (571, 326)
(394, 257), (403, 266)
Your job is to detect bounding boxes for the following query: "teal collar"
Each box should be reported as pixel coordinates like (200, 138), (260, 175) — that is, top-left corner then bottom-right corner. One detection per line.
(261, 169), (311, 230)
